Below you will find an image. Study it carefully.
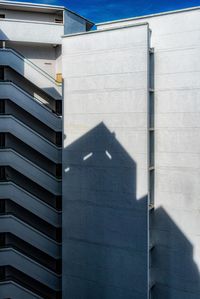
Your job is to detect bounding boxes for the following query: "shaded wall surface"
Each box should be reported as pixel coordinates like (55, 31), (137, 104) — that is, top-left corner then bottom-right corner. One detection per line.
(98, 7), (200, 299)
(62, 24), (150, 299)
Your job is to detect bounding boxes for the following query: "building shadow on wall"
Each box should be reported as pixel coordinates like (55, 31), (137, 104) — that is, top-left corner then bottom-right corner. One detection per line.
(151, 207), (200, 299)
(62, 122), (200, 299)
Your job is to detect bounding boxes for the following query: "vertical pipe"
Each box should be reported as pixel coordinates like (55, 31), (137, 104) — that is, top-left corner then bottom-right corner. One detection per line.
(147, 26), (155, 299)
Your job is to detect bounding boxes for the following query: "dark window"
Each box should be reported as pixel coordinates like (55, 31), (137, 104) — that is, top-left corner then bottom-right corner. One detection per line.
(56, 164), (62, 178)
(0, 100), (5, 114)
(0, 133), (5, 147)
(56, 132), (62, 146)
(55, 18), (62, 23)
(56, 100), (62, 115)
(0, 14), (5, 18)
(0, 167), (6, 181)
(56, 196), (62, 210)
(0, 67), (4, 80)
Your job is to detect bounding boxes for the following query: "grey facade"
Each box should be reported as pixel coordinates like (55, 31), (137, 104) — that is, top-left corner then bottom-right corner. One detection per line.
(0, 1), (200, 299)
(0, 1), (92, 298)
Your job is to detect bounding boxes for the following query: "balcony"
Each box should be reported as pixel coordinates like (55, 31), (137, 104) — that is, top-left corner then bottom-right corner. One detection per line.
(0, 18), (64, 44)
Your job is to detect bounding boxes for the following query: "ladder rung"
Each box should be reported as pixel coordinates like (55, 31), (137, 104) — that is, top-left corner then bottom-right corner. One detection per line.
(149, 203), (154, 211)
(149, 127), (154, 131)
(149, 243), (155, 251)
(149, 48), (154, 54)
(149, 166), (154, 171)
(149, 280), (156, 290)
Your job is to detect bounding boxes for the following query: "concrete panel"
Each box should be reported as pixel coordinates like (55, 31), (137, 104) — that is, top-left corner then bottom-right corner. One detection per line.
(64, 10), (87, 35)
(62, 24), (149, 299)
(0, 281), (42, 299)
(0, 248), (60, 290)
(63, 89), (147, 114)
(6, 42), (57, 78)
(97, 8), (200, 37)
(152, 283), (200, 299)
(0, 48), (62, 99)
(0, 182), (61, 227)
(63, 25), (148, 53)
(63, 49), (147, 77)
(156, 89), (200, 113)
(0, 215), (60, 258)
(157, 129), (200, 153)
(0, 82), (62, 131)
(0, 149), (61, 195)
(0, 115), (61, 163)
(0, 18), (64, 44)
(0, 8), (61, 23)
(96, 7), (200, 299)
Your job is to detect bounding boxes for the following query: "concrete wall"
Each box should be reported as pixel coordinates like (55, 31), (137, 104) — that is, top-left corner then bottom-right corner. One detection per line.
(4, 67), (55, 110)
(0, 17), (64, 44)
(0, 9), (63, 23)
(55, 45), (62, 75)
(98, 7), (200, 299)
(0, 8), (91, 43)
(6, 41), (57, 78)
(62, 24), (150, 299)
(64, 10), (87, 35)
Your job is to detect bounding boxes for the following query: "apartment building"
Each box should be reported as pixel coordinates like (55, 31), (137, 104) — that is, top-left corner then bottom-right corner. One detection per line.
(0, 1), (200, 299)
(0, 1), (93, 298)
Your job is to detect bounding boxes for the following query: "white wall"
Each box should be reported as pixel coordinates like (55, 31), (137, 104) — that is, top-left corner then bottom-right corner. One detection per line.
(6, 42), (56, 78)
(62, 24), (150, 299)
(4, 67), (55, 110)
(55, 45), (62, 75)
(0, 18), (64, 44)
(98, 7), (200, 299)
(0, 9), (62, 23)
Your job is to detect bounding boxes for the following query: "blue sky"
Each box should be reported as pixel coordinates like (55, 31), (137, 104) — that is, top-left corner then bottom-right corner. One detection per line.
(9, 0), (200, 23)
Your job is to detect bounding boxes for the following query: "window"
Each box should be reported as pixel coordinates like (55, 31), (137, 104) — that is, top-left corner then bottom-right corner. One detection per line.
(55, 18), (63, 23)
(0, 167), (6, 181)
(0, 99), (5, 114)
(0, 133), (5, 147)
(0, 14), (5, 18)
(0, 67), (4, 80)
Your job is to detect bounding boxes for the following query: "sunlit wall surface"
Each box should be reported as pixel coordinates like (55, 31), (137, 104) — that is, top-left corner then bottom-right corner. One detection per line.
(97, 7), (200, 299)
(62, 24), (150, 299)
(63, 7), (200, 299)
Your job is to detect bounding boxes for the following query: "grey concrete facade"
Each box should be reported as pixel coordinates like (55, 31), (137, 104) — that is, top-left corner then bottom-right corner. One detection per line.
(96, 8), (200, 299)
(62, 24), (150, 299)
(0, 1), (200, 299)
(0, 1), (92, 298)
(62, 6), (200, 299)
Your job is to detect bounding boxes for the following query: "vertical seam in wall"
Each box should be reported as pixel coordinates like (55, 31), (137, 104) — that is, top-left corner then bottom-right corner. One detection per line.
(147, 24), (150, 299)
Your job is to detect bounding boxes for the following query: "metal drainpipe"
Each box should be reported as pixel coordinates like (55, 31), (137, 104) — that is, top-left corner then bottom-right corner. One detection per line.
(147, 26), (155, 299)
(148, 43), (155, 298)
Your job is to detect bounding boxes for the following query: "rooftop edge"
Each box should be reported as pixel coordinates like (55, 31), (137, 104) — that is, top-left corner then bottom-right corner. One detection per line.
(96, 6), (200, 26)
(62, 22), (149, 38)
(0, 0), (94, 26)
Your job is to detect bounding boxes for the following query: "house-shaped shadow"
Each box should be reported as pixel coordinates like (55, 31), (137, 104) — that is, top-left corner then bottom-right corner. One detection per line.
(62, 123), (148, 299)
(62, 122), (200, 299)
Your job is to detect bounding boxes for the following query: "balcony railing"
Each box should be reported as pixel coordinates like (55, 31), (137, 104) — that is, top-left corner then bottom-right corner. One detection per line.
(0, 18), (64, 44)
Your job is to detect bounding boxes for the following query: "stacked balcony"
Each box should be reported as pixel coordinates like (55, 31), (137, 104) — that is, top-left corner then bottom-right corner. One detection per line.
(0, 3), (64, 45)
(0, 47), (62, 299)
